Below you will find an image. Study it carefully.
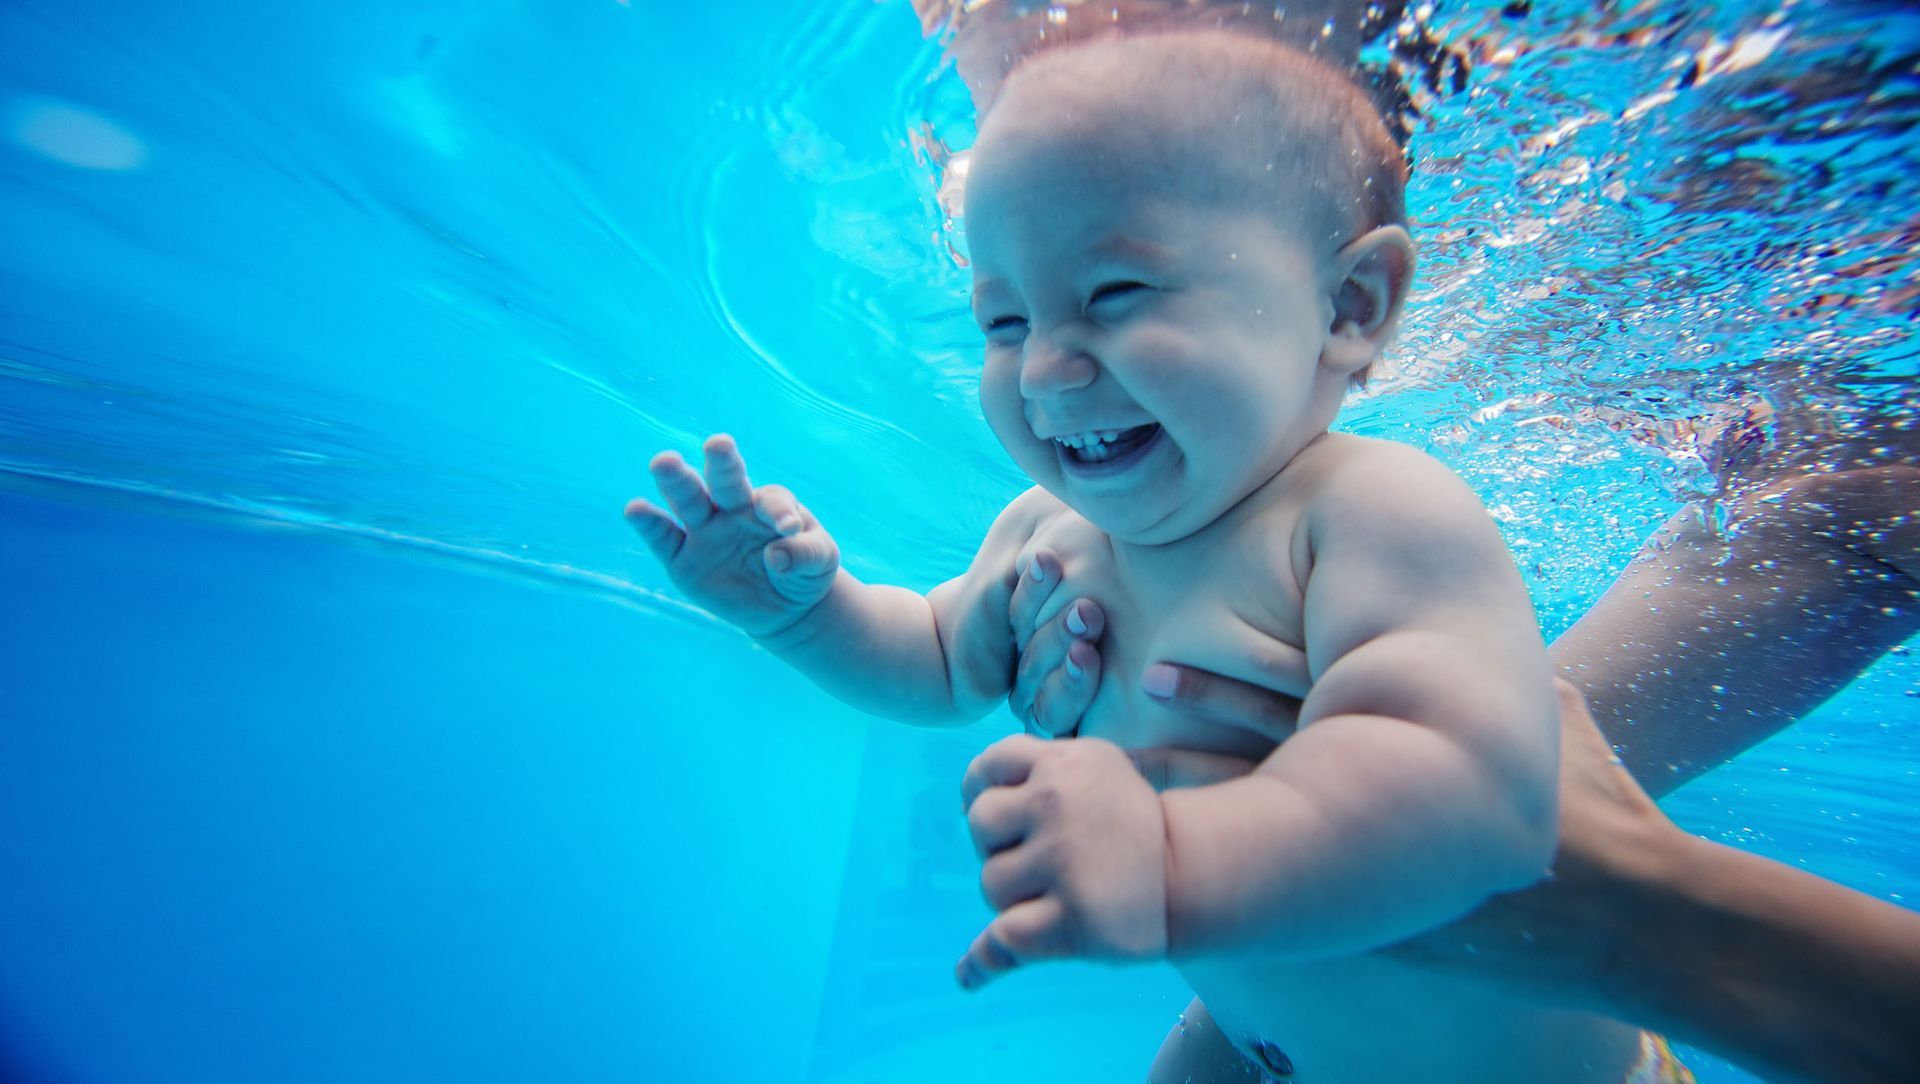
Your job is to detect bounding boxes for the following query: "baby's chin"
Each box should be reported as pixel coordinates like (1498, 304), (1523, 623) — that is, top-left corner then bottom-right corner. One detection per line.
(1038, 474), (1229, 547)
(1030, 476), (1176, 543)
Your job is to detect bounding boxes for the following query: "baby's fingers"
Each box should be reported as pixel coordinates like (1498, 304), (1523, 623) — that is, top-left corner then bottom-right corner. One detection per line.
(762, 527), (839, 601)
(956, 897), (1068, 990)
(623, 498), (686, 564)
(960, 733), (1044, 810)
(702, 434), (754, 512)
(752, 484), (809, 538)
(649, 451), (716, 529)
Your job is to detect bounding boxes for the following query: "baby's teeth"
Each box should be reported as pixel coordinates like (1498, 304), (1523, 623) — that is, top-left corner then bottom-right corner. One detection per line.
(1054, 428), (1132, 450)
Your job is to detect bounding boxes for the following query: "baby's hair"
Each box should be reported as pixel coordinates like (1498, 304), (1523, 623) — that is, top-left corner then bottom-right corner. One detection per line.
(989, 27), (1408, 250)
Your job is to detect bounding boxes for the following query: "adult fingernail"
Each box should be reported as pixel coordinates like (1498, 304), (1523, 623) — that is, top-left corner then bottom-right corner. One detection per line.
(1142, 663), (1177, 699)
(1067, 641), (1096, 680)
(1066, 603), (1088, 636)
(1029, 560), (1047, 583)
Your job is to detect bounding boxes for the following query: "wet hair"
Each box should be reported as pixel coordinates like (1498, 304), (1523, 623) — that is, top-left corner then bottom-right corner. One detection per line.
(985, 28), (1409, 251)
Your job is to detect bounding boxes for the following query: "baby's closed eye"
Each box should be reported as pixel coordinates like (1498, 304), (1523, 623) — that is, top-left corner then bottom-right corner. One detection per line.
(981, 313), (1029, 344)
(1088, 281), (1152, 313)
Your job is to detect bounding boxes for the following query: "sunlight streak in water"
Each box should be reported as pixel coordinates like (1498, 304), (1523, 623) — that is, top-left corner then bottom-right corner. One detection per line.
(7, 96), (147, 171)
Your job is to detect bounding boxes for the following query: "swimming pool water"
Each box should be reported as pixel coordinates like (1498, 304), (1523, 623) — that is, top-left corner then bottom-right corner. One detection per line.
(1, 1), (1915, 1081)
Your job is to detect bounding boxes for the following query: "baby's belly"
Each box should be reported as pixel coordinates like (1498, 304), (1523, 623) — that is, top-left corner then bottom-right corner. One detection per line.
(1181, 954), (1643, 1084)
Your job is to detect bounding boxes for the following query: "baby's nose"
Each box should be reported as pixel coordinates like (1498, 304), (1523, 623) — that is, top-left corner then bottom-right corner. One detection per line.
(1018, 331), (1098, 398)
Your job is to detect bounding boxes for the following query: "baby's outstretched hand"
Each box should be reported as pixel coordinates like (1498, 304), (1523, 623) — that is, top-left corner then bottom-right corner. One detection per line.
(625, 434), (839, 640)
(955, 735), (1168, 989)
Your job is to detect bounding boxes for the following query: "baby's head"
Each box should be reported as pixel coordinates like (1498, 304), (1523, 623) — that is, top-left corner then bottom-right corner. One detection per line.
(962, 29), (1413, 545)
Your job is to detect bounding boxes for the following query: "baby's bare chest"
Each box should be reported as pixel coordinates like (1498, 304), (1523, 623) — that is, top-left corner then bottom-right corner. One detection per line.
(1020, 510), (1310, 756)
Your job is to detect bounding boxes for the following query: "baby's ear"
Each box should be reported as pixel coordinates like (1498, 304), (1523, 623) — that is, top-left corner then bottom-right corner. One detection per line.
(1322, 226), (1416, 377)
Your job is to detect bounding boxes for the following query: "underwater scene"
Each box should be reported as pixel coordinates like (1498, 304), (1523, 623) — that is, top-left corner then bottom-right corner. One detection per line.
(1, 1), (1915, 1081)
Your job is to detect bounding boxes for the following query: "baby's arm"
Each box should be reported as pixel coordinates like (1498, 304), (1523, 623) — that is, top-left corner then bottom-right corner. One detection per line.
(1161, 443), (1559, 960)
(626, 434), (1050, 726)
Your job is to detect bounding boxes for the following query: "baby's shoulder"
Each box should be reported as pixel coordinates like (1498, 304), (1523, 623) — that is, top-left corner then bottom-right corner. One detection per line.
(994, 484), (1076, 540)
(969, 485), (1086, 573)
(1294, 432), (1453, 485)
(1289, 434), (1482, 524)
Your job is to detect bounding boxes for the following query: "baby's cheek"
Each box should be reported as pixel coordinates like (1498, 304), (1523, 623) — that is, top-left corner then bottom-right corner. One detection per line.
(980, 373), (1062, 485)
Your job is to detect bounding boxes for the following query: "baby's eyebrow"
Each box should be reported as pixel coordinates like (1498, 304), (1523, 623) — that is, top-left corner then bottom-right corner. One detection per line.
(1082, 235), (1173, 267)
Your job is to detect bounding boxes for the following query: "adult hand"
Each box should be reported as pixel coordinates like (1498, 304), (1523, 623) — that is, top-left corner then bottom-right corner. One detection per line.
(1007, 547), (1105, 738)
(1009, 553), (1303, 745)
(1379, 678), (1675, 1010)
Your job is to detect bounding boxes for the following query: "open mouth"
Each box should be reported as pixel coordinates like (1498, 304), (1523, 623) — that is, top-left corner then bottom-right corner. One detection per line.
(1052, 423), (1162, 473)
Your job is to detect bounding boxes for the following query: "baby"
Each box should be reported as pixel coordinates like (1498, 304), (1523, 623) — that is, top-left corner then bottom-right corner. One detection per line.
(627, 29), (1649, 1083)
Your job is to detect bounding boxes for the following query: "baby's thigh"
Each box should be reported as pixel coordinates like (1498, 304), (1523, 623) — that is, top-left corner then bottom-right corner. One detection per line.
(1148, 998), (1270, 1084)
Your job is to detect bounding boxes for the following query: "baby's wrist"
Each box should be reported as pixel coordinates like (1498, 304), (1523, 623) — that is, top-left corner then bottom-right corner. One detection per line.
(1157, 786), (1246, 963)
(752, 570), (852, 652)
(1155, 792), (1182, 962)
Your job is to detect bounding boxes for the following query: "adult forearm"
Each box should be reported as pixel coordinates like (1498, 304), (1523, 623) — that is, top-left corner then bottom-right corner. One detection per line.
(759, 570), (979, 725)
(1604, 832), (1920, 1084)
(1552, 496), (1920, 797)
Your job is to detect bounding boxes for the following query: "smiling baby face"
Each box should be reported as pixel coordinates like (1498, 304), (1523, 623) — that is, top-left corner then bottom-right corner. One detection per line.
(963, 30), (1409, 545)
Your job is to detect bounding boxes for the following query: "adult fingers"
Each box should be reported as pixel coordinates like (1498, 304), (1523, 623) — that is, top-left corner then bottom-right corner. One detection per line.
(1012, 603), (1073, 722)
(960, 734), (1044, 810)
(1015, 598), (1103, 689)
(1020, 636), (1101, 739)
(1126, 747), (1261, 791)
(1009, 549), (1064, 651)
(649, 450), (716, 529)
(1142, 663), (1302, 743)
(702, 434), (754, 512)
(623, 498), (686, 564)
(955, 896), (1068, 990)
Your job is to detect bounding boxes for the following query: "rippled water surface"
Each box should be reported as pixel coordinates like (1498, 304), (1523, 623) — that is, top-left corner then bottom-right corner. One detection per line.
(1, 1), (1915, 1081)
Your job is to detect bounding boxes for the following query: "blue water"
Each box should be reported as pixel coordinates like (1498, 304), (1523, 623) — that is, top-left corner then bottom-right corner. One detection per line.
(1, 1), (1915, 1081)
